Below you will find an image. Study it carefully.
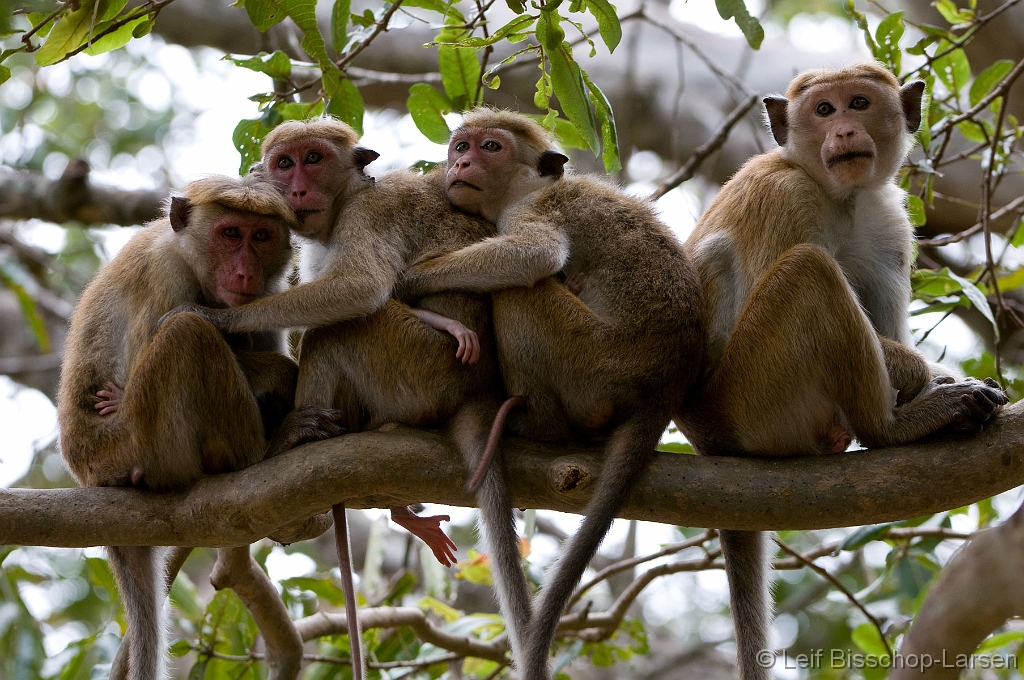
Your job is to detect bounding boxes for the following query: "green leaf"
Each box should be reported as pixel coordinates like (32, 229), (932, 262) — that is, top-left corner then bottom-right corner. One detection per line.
(976, 630), (1024, 653)
(846, 0), (878, 54)
(227, 50), (293, 80)
(656, 441), (695, 454)
(403, 0), (466, 20)
(331, 0), (351, 52)
(0, 267), (51, 352)
(438, 42), (481, 110)
(715, 0), (763, 49)
(947, 270), (998, 341)
(586, 77), (620, 173)
(242, 0), (288, 32)
(35, 0), (129, 66)
(407, 83), (453, 144)
(969, 59), (1013, 107)
(453, 14), (536, 47)
(419, 596), (462, 622)
(232, 117), (274, 174)
(0, 65), (10, 85)
(82, 16), (148, 55)
(168, 638), (192, 657)
(957, 119), (988, 143)
(584, 0), (620, 52)
(841, 523), (893, 550)
(933, 0), (974, 25)
(933, 42), (970, 93)
(851, 623), (890, 657)
(537, 10), (599, 153)
(873, 12), (904, 73)
(906, 194), (926, 227)
(324, 68), (364, 134)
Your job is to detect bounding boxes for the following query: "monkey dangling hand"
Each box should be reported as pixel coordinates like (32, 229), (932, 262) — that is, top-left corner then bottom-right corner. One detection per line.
(390, 506), (459, 567)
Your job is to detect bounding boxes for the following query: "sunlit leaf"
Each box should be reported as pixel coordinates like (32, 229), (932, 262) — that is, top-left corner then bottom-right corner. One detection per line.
(35, 0), (129, 65)
(324, 69), (364, 134)
(841, 523), (893, 550)
(438, 41), (481, 110)
(241, 0), (287, 32)
(947, 269), (998, 341)
(873, 12), (904, 73)
(331, 0), (351, 52)
(0, 267), (50, 352)
(933, 42), (970, 93)
(969, 59), (1013, 107)
(83, 16), (148, 56)
(227, 50), (293, 80)
(407, 83), (453, 144)
(584, 0), (620, 52)
(419, 596), (462, 622)
(715, 0), (763, 49)
(657, 441), (695, 454)
(537, 10), (599, 152)
(851, 623), (889, 657)
(906, 194), (927, 227)
(0, 65), (10, 85)
(585, 75), (620, 173)
(932, 0), (974, 25)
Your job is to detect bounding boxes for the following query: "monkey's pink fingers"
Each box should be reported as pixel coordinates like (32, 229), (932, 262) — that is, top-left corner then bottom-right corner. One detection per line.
(94, 381), (125, 415)
(463, 331), (480, 365)
(468, 395), (526, 491)
(391, 511), (457, 566)
(564, 272), (586, 296)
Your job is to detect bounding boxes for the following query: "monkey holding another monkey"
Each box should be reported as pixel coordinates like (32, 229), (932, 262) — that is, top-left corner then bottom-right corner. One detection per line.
(398, 108), (708, 679)
(58, 175), (343, 680)
(679, 62), (1007, 680)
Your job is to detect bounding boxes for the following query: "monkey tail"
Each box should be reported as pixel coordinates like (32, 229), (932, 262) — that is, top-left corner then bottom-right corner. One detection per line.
(522, 411), (665, 680)
(332, 503), (366, 680)
(107, 545), (166, 680)
(467, 395), (526, 492)
(719, 529), (773, 680)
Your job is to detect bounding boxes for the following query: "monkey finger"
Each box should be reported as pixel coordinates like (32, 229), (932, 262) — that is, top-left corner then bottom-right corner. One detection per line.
(931, 375), (956, 386)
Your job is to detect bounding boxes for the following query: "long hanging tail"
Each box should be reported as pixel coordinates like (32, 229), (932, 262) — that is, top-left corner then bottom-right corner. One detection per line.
(468, 396), (526, 491)
(522, 411), (665, 680)
(451, 401), (533, 668)
(719, 529), (773, 680)
(107, 545), (166, 680)
(332, 504), (365, 680)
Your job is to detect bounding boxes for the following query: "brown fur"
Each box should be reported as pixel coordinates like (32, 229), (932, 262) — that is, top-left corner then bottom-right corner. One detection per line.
(57, 175), (341, 680)
(400, 108), (707, 679)
(679, 63), (1006, 680)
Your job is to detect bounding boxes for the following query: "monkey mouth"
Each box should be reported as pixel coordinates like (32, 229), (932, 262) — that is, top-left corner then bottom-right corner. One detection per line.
(294, 209), (323, 222)
(449, 180), (481, 191)
(826, 151), (874, 169)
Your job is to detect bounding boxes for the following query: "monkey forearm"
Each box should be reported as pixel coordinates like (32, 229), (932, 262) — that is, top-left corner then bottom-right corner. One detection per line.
(401, 235), (568, 298)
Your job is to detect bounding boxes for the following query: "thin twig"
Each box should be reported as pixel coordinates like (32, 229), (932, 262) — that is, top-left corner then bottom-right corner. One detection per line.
(337, 0), (406, 70)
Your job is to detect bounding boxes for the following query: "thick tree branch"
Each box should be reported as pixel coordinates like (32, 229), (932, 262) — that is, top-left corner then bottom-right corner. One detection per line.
(0, 164), (165, 227)
(2, 404), (1023, 548)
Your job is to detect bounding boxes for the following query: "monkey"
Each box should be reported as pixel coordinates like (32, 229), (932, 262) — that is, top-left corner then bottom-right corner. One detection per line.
(676, 63), (1008, 680)
(223, 118), (534, 680)
(57, 174), (344, 680)
(396, 108), (708, 679)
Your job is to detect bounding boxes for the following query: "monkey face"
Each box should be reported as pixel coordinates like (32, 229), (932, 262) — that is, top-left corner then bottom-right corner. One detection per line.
(787, 78), (907, 195)
(205, 211), (290, 307)
(446, 127), (521, 221)
(265, 139), (350, 241)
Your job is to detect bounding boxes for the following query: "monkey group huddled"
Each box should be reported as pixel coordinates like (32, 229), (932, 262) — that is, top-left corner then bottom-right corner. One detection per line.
(57, 61), (1008, 680)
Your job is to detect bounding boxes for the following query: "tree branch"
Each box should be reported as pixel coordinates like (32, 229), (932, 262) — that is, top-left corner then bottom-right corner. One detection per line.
(3, 403), (1023, 548)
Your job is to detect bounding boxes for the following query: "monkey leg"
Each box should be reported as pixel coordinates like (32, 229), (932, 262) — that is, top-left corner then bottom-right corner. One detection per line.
(492, 279), (617, 440)
(450, 400), (533, 667)
(119, 311), (266, 489)
(522, 411), (666, 680)
(235, 349), (299, 438)
(878, 335), (931, 405)
(297, 300), (485, 431)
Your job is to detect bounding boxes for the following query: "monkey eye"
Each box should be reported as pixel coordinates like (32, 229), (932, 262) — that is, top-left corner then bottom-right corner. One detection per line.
(305, 150), (324, 164)
(276, 157), (294, 170)
(482, 140), (502, 152)
(252, 229), (272, 242)
(815, 101), (836, 117)
(453, 140), (470, 153)
(222, 226), (242, 239)
(850, 96), (870, 110)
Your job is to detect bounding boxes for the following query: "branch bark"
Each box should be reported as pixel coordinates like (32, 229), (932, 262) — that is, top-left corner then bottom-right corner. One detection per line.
(3, 403), (1024, 548)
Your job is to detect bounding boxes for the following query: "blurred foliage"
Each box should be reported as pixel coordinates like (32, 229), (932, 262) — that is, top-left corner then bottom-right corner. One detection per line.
(1, 0), (1024, 677)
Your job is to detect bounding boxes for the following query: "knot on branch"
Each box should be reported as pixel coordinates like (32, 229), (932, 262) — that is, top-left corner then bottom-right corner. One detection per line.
(549, 457), (594, 494)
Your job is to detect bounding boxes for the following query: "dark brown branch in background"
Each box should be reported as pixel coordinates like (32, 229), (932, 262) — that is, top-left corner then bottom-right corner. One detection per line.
(0, 163), (165, 227)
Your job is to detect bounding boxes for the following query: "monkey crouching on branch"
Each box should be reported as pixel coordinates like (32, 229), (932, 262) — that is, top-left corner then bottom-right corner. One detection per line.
(57, 175), (343, 680)
(678, 62), (1008, 680)
(398, 108), (708, 679)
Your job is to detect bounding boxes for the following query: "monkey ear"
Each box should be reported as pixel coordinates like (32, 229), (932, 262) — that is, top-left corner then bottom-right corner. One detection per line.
(248, 161), (265, 176)
(353, 147), (380, 172)
(763, 96), (789, 147)
(901, 80), (926, 133)
(169, 196), (192, 233)
(538, 150), (569, 178)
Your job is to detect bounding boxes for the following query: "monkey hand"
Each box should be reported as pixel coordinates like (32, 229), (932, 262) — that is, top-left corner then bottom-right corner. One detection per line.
(390, 506), (458, 567)
(950, 377), (1008, 432)
(94, 381), (124, 416)
(264, 406), (346, 459)
(157, 304), (220, 331)
(564, 272), (586, 296)
(446, 320), (480, 365)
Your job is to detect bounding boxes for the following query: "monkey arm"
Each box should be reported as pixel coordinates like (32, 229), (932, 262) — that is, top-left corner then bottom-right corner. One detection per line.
(400, 226), (569, 298)
(409, 308), (480, 365)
